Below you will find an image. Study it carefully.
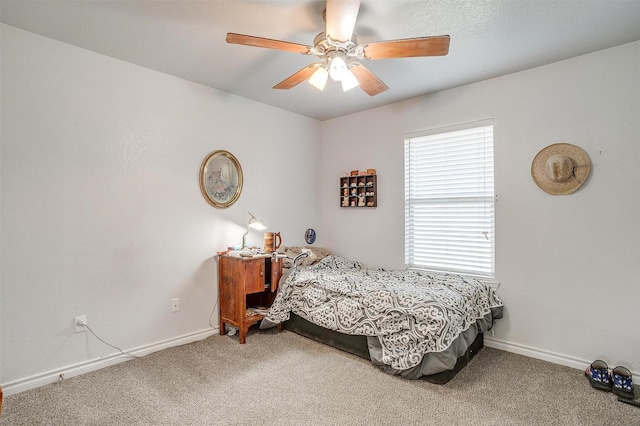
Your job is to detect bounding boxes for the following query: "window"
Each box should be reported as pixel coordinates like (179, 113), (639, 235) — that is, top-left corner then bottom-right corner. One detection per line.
(404, 122), (494, 277)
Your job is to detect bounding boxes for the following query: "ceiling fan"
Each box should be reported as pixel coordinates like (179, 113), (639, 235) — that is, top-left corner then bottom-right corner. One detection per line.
(226, 0), (450, 96)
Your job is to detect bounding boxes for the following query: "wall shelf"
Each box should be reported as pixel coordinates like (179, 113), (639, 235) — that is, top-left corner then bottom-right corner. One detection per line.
(340, 174), (377, 208)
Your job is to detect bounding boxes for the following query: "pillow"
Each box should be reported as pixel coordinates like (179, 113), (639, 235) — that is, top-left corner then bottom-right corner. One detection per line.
(281, 246), (330, 268)
(308, 255), (367, 271)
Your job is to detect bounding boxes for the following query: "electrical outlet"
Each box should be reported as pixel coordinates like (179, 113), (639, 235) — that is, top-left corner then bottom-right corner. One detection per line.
(74, 315), (87, 333)
(171, 298), (180, 313)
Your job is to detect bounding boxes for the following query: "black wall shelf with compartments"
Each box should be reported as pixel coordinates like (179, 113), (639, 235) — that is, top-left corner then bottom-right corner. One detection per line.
(340, 174), (377, 208)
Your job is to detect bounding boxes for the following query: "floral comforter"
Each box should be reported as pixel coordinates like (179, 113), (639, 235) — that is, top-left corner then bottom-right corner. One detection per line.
(264, 255), (503, 370)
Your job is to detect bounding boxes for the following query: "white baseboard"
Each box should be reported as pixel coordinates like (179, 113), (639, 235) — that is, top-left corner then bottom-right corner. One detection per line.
(484, 336), (639, 378)
(4, 331), (635, 397)
(2, 328), (218, 397)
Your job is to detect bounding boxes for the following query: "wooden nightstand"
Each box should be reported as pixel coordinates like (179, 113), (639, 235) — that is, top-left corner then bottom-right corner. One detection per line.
(218, 254), (283, 344)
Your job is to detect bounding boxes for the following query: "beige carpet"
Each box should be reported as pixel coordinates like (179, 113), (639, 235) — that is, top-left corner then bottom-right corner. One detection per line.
(2, 330), (639, 425)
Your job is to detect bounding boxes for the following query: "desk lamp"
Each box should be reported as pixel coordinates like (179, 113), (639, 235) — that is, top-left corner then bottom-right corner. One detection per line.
(242, 212), (266, 248)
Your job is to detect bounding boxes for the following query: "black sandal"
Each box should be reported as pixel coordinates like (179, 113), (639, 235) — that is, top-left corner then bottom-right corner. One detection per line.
(612, 366), (634, 399)
(585, 360), (612, 391)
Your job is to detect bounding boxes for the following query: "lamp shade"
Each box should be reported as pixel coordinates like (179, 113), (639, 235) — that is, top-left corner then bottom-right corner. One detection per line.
(329, 56), (348, 81)
(341, 69), (359, 91)
(308, 66), (329, 90)
(248, 216), (266, 231)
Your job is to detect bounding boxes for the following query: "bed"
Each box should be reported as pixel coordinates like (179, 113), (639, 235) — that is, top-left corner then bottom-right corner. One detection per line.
(261, 248), (503, 383)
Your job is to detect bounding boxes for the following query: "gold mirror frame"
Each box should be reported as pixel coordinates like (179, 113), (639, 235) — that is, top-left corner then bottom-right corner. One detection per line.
(199, 150), (243, 209)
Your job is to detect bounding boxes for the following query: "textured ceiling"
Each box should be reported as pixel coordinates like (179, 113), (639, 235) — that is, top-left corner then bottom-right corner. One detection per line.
(2, 0), (640, 121)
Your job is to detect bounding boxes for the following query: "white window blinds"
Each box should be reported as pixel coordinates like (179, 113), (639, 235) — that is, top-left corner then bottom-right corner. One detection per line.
(404, 123), (495, 277)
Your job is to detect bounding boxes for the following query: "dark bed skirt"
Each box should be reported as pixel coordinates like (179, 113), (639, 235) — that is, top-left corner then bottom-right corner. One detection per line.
(283, 313), (483, 384)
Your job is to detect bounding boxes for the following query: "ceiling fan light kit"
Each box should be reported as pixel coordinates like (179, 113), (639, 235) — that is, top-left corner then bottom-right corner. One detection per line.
(226, 0), (450, 96)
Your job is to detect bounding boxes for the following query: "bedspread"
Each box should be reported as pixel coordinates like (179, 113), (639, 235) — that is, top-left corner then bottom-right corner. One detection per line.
(263, 255), (503, 370)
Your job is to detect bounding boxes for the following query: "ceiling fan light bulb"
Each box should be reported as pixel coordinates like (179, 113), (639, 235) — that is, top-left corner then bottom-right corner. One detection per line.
(308, 66), (328, 90)
(329, 56), (347, 81)
(341, 69), (360, 92)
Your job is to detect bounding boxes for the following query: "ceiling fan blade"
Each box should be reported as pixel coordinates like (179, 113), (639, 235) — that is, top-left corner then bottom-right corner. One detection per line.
(273, 63), (322, 89)
(350, 64), (388, 96)
(226, 33), (311, 54)
(325, 0), (361, 42)
(363, 35), (450, 59)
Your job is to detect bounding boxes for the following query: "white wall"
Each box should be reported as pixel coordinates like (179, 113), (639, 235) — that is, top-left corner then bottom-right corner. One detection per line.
(2, 22), (638, 395)
(0, 25), (320, 392)
(320, 42), (640, 373)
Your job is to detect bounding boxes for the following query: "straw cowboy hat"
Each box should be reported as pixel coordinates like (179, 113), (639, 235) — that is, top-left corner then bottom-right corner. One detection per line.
(531, 143), (591, 195)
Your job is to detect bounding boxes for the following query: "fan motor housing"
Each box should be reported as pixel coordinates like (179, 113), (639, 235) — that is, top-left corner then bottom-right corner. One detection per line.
(313, 32), (359, 59)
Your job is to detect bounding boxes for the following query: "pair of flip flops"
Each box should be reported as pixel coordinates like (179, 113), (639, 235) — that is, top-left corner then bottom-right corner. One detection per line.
(585, 360), (635, 399)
